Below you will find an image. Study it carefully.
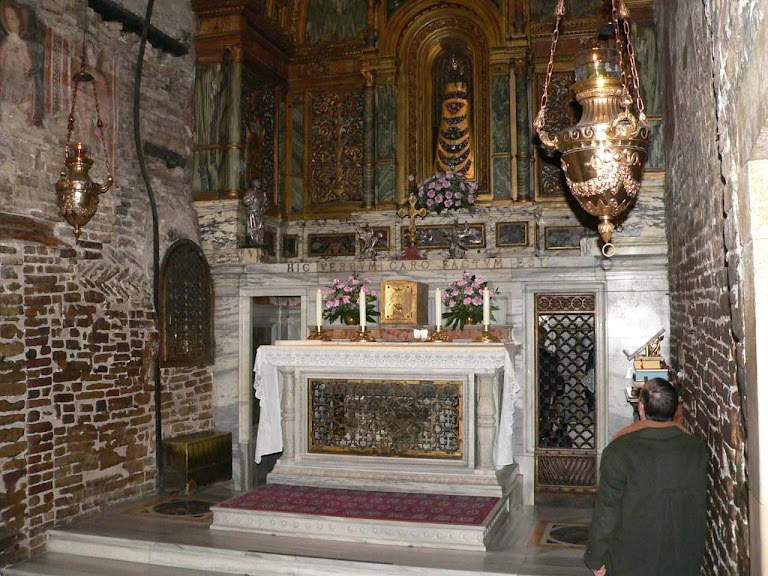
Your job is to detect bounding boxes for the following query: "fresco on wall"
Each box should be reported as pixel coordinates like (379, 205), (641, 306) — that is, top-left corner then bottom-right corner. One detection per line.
(0, 0), (45, 125)
(631, 21), (662, 117)
(306, 0), (366, 44)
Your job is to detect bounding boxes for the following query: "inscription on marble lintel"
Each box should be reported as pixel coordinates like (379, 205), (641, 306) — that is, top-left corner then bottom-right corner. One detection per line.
(281, 257), (536, 274)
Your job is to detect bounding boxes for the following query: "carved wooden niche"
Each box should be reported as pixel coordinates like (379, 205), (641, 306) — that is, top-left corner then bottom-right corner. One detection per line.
(160, 239), (214, 367)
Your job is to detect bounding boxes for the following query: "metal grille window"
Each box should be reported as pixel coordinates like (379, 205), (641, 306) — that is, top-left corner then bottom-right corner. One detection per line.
(160, 239), (214, 367)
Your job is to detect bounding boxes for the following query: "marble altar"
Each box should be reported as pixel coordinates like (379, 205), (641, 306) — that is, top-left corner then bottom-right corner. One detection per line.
(253, 341), (521, 498)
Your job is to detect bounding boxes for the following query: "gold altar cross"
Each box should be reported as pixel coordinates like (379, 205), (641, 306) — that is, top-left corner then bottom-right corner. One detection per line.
(397, 194), (428, 246)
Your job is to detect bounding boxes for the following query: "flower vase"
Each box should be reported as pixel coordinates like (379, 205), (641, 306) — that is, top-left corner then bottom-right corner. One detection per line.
(343, 314), (359, 326)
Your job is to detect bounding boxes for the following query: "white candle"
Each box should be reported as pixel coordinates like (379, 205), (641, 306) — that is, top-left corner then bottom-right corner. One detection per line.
(435, 288), (442, 331)
(483, 287), (490, 327)
(316, 289), (322, 329)
(359, 290), (366, 329)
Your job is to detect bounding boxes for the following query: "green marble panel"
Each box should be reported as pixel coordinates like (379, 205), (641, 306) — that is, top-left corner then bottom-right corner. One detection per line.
(376, 163), (395, 205)
(193, 64), (229, 194)
(493, 157), (512, 200)
(306, 0), (367, 44)
(492, 75), (511, 154)
(376, 84), (397, 160)
(631, 21), (662, 117)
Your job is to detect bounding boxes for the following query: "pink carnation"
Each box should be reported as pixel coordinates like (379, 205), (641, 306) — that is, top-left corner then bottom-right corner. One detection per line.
(463, 297), (472, 305)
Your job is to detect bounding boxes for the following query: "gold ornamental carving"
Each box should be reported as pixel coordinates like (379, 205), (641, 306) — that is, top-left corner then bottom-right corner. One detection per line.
(309, 89), (364, 206)
(535, 71), (575, 200)
(380, 280), (429, 325)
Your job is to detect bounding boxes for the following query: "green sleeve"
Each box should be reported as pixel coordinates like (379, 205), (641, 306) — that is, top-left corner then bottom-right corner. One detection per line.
(584, 444), (626, 570)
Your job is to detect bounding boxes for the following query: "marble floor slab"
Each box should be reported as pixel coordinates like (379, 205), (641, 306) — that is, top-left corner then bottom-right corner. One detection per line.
(6, 486), (593, 576)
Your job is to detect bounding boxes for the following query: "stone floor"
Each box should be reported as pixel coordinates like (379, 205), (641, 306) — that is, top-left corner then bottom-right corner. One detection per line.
(5, 484), (594, 576)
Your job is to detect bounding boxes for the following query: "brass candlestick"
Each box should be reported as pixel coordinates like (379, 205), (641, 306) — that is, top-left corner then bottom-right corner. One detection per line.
(351, 328), (375, 342)
(474, 327), (500, 343)
(308, 327), (332, 341)
(427, 327), (452, 342)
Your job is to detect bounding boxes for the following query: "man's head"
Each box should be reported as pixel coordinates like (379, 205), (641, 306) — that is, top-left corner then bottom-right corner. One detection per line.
(639, 378), (678, 422)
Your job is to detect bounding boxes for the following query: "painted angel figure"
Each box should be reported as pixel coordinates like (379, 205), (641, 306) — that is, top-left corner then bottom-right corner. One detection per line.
(243, 179), (269, 246)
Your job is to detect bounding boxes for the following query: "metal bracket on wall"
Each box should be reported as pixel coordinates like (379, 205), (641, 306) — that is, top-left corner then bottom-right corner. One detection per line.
(86, 0), (189, 57)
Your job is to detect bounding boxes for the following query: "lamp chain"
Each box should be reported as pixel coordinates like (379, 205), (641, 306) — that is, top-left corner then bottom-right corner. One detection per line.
(91, 81), (112, 178)
(533, 0), (565, 142)
(610, 0), (631, 111)
(622, 14), (646, 122)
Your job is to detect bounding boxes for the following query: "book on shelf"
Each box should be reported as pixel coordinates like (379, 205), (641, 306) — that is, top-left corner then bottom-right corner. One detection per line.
(633, 368), (669, 381)
(633, 356), (665, 370)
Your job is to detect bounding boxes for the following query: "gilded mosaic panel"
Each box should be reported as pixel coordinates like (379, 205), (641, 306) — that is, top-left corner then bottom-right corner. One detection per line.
(309, 89), (364, 207)
(308, 378), (463, 458)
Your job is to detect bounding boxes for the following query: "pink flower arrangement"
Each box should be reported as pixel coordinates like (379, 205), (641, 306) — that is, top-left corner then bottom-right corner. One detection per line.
(442, 271), (498, 329)
(413, 171), (478, 214)
(323, 274), (379, 324)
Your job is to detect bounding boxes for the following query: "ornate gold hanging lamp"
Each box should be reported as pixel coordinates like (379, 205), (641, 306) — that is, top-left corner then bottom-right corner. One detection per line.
(55, 1), (114, 240)
(534, 0), (650, 257)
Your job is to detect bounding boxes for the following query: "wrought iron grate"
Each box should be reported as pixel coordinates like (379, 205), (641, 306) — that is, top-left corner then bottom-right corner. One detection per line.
(536, 294), (596, 451)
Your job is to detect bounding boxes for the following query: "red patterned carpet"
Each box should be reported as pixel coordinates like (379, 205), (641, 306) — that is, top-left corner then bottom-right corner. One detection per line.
(219, 484), (501, 526)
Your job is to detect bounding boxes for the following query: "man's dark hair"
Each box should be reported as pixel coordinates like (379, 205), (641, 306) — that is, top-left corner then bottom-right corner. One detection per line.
(640, 378), (678, 421)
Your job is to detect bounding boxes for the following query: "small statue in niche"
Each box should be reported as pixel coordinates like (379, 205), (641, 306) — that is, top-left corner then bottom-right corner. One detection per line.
(446, 220), (482, 259)
(356, 223), (382, 261)
(243, 179), (269, 247)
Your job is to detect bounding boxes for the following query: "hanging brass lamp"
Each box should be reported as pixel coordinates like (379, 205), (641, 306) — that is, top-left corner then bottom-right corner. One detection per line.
(534, 0), (650, 257)
(55, 10), (114, 240)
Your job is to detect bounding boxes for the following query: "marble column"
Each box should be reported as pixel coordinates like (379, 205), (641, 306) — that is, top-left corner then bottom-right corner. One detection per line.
(476, 372), (499, 471)
(362, 71), (376, 209)
(276, 84), (287, 216)
(225, 56), (243, 199)
(514, 57), (532, 202)
(375, 82), (396, 206)
(278, 366), (296, 463)
(491, 74), (512, 200)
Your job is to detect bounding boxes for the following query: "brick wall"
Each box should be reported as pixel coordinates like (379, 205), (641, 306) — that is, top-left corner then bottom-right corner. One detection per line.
(0, 0), (212, 567)
(656, 0), (768, 573)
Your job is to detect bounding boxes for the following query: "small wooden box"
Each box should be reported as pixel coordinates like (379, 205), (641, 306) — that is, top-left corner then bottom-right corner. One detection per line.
(380, 280), (429, 325)
(163, 431), (232, 493)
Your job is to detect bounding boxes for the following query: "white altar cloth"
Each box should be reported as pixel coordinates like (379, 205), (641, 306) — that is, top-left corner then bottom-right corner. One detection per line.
(254, 341), (520, 469)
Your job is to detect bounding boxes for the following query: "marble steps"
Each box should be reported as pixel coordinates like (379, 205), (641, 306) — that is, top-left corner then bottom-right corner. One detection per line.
(3, 552), (217, 576)
(268, 463), (522, 499)
(10, 529), (540, 576)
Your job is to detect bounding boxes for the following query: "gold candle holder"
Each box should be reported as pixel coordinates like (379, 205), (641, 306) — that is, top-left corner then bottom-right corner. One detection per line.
(308, 327), (332, 341)
(427, 328), (452, 342)
(351, 328), (375, 342)
(474, 327), (500, 343)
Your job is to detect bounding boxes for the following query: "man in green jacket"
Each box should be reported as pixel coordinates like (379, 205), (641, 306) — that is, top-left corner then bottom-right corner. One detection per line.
(584, 378), (707, 576)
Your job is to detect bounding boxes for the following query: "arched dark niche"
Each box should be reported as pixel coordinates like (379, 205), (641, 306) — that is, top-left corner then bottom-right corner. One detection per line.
(159, 239), (214, 367)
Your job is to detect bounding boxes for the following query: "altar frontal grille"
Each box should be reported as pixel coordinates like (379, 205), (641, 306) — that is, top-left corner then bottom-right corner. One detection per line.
(308, 379), (463, 459)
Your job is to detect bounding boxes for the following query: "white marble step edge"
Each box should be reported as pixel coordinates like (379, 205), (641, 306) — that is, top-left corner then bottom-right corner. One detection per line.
(3, 552), (218, 576)
(41, 530), (520, 576)
(267, 465), (522, 499)
(209, 494), (510, 551)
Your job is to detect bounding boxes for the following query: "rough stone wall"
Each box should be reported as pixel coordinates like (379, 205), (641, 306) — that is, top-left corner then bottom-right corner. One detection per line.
(657, 0), (768, 573)
(0, 0), (211, 567)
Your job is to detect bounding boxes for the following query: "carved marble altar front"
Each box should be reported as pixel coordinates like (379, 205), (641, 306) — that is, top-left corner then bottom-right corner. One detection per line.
(254, 341), (520, 498)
